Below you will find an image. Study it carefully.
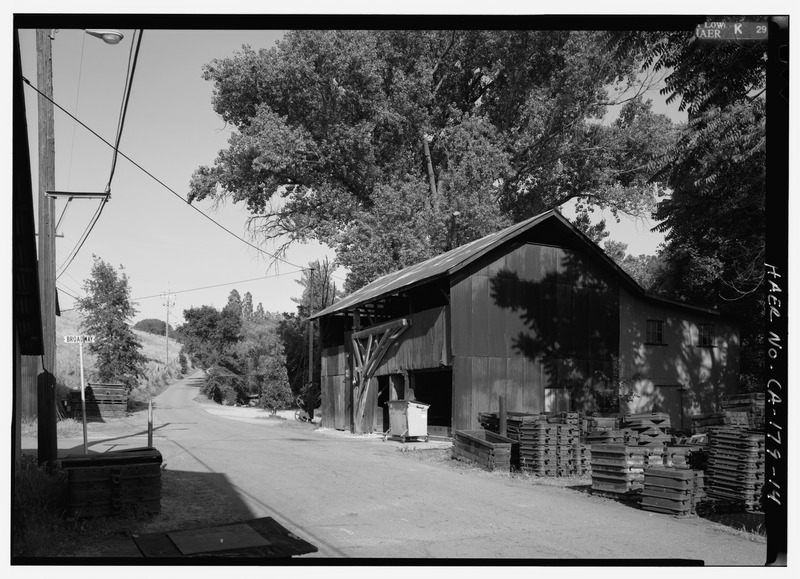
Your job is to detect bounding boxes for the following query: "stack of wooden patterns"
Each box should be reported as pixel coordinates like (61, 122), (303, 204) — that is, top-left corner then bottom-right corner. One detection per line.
(452, 429), (517, 472)
(477, 412), (539, 440)
(640, 467), (704, 515)
(480, 412), (590, 477)
(67, 383), (128, 419)
(622, 413), (671, 446)
(722, 411), (750, 428)
(706, 428), (765, 511)
(518, 417), (558, 476)
(585, 416), (619, 432)
(720, 392), (765, 430)
(664, 444), (705, 469)
(590, 444), (663, 495)
(555, 423), (580, 476)
(585, 430), (626, 445)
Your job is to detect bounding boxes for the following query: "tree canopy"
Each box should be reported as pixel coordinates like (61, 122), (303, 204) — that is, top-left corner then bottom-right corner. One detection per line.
(178, 289), (292, 408)
(190, 30), (676, 290)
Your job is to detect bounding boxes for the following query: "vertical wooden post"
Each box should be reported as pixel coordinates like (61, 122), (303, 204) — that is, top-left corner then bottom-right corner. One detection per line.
(148, 399), (153, 448)
(499, 395), (507, 438)
(36, 28), (58, 469)
(79, 339), (88, 454)
(307, 267), (314, 410)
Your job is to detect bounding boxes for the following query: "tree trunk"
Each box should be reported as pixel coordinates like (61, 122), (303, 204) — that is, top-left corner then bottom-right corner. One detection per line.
(422, 135), (439, 212)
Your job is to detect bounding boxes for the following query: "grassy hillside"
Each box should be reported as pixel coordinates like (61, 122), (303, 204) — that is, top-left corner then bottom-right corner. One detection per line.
(55, 310), (185, 401)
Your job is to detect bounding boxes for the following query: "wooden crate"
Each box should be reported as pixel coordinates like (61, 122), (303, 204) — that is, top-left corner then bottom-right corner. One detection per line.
(452, 429), (517, 472)
(67, 383), (128, 418)
(61, 447), (162, 518)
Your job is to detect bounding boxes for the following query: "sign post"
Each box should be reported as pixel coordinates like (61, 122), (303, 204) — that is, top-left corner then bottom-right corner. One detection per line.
(65, 335), (95, 454)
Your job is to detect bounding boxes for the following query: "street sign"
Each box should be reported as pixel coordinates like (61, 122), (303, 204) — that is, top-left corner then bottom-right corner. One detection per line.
(695, 21), (768, 41)
(64, 335), (95, 343)
(64, 334), (94, 453)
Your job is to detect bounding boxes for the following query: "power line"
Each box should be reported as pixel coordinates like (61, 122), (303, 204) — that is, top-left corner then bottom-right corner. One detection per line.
(106, 29), (141, 193)
(56, 284), (80, 301)
(131, 270), (305, 301)
(54, 29), (144, 279)
(57, 269), (308, 314)
(21, 72), (310, 273)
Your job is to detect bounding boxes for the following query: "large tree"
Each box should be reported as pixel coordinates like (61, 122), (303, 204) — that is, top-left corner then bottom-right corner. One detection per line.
(606, 23), (767, 388)
(77, 256), (146, 391)
(189, 30), (675, 290)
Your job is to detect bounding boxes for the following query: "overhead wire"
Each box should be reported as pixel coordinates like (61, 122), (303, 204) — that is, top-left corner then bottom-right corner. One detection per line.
(131, 269), (306, 301)
(23, 71), (311, 274)
(56, 29), (143, 279)
(56, 284), (81, 301)
(58, 268), (306, 313)
(22, 36), (351, 286)
(65, 31), (87, 188)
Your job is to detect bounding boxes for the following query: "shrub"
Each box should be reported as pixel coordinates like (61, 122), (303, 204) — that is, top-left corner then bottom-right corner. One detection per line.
(201, 368), (246, 405)
(178, 350), (189, 374)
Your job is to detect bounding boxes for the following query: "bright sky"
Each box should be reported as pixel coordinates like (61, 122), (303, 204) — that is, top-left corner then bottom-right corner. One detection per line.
(18, 27), (341, 326)
(15, 21), (685, 327)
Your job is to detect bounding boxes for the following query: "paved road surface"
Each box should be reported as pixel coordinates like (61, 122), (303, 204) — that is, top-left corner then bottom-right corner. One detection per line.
(46, 372), (769, 563)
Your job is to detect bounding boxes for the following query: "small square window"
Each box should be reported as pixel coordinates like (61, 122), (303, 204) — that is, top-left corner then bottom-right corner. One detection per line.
(646, 320), (664, 344)
(699, 323), (715, 347)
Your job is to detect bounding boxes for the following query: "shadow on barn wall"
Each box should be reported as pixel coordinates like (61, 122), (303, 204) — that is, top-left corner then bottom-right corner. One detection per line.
(488, 245), (620, 414)
(617, 286), (739, 428)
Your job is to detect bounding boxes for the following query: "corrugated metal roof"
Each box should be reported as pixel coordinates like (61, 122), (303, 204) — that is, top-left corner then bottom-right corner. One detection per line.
(312, 210), (558, 318)
(312, 207), (725, 320)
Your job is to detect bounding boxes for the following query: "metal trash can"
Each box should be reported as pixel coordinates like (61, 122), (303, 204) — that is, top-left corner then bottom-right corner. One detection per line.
(387, 400), (430, 442)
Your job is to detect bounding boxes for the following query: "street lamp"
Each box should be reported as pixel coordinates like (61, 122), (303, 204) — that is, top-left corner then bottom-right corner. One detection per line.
(84, 29), (125, 45)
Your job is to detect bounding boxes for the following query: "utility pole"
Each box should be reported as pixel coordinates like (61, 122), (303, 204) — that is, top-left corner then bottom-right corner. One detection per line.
(161, 285), (175, 365)
(36, 29), (58, 468)
(307, 266), (315, 394)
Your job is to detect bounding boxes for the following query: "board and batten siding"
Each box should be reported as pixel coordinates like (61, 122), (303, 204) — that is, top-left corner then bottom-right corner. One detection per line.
(618, 287), (740, 427)
(450, 242), (620, 430)
(372, 306), (449, 376)
(319, 306), (450, 430)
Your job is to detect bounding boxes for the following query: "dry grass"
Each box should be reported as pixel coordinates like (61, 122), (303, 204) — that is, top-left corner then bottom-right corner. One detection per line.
(55, 310), (183, 395)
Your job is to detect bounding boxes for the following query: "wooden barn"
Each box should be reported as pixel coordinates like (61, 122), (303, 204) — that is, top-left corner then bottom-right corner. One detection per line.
(13, 32), (45, 461)
(312, 210), (739, 436)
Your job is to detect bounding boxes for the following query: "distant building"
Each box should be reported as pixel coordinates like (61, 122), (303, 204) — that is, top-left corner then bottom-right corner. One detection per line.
(312, 210), (739, 436)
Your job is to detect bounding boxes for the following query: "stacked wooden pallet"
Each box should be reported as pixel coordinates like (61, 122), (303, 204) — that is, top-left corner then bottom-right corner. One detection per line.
(452, 429), (517, 472)
(640, 467), (705, 516)
(706, 428), (765, 512)
(622, 413), (671, 446)
(720, 393), (766, 430)
(67, 383), (128, 419)
(590, 444), (664, 495)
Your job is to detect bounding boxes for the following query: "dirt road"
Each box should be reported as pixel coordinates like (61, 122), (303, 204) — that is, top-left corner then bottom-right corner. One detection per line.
(63, 372), (768, 563)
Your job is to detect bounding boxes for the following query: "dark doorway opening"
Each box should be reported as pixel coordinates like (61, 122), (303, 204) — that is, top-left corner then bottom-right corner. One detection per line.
(411, 368), (453, 436)
(375, 374), (405, 433)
